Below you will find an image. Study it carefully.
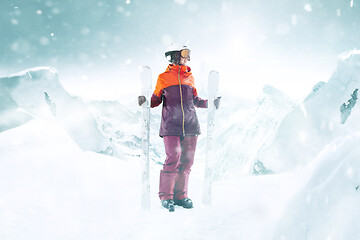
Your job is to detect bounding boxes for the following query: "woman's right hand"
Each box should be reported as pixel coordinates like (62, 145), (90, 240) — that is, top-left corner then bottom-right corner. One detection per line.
(138, 96), (146, 106)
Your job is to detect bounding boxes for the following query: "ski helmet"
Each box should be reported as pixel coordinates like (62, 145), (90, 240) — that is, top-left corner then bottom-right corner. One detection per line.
(165, 43), (191, 64)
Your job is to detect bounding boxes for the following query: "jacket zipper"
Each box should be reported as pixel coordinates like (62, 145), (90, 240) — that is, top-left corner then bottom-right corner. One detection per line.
(178, 66), (186, 136)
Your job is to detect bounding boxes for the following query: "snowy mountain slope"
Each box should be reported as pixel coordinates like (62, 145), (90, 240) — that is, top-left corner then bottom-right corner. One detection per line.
(0, 67), (110, 153)
(258, 50), (360, 173)
(210, 85), (295, 179)
(274, 131), (360, 240)
(0, 119), (307, 240)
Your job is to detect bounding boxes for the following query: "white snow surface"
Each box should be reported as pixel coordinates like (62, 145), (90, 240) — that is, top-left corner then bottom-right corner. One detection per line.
(2, 51), (360, 239)
(2, 118), (359, 239)
(274, 132), (360, 240)
(0, 119), (306, 240)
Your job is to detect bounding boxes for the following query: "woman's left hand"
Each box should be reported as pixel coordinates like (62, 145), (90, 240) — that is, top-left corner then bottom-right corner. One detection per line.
(214, 97), (221, 109)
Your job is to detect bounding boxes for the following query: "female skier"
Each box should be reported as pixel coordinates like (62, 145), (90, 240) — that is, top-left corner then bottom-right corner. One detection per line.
(138, 44), (220, 211)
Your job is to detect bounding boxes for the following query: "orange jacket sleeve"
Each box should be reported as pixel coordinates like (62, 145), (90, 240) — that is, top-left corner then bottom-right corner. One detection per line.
(151, 75), (164, 108)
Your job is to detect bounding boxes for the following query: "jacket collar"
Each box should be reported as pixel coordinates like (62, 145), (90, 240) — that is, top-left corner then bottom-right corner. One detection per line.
(167, 64), (191, 73)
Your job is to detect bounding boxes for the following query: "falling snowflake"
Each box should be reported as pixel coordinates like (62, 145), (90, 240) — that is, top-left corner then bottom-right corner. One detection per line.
(39, 37), (50, 46)
(174, 0), (186, 5)
(337, 9), (341, 17)
(117, 6), (124, 13)
(291, 14), (297, 26)
(11, 18), (19, 25)
(81, 27), (91, 36)
(346, 167), (354, 178)
(52, 8), (60, 14)
(304, 4), (312, 12)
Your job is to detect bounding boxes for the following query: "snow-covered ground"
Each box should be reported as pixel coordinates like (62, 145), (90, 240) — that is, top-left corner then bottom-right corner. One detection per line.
(0, 119), (307, 240)
(274, 132), (360, 240)
(2, 51), (360, 239)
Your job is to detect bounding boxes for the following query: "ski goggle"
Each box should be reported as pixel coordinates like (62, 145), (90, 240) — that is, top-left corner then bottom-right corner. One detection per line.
(180, 49), (191, 60)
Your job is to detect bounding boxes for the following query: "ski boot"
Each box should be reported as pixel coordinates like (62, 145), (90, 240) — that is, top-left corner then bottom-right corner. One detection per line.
(161, 199), (175, 212)
(174, 198), (193, 209)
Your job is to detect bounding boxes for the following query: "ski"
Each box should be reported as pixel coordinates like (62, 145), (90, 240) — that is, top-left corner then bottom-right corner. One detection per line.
(140, 66), (152, 209)
(203, 70), (219, 205)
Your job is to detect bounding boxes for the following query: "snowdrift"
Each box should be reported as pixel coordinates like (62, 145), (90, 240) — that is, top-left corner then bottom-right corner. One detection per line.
(0, 119), (305, 240)
(274, 132), (360, 239)
(0, 120), (142, 240)
(0, 67), (110, 153)
(258, 50), (360, 172)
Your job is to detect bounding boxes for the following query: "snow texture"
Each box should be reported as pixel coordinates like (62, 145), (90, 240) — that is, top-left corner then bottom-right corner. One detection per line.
(274, 132), (360, 239)
(0, 119), (306, 240)
(258, 50), (360, 172)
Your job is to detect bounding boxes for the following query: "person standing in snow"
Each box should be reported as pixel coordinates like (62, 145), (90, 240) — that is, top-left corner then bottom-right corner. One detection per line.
(138, 44), (220, 211)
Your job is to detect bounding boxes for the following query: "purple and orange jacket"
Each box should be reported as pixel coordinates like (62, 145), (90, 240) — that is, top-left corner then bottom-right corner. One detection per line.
(151, 64), (208, 137)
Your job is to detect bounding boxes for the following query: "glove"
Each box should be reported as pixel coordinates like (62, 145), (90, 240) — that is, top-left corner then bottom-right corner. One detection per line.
(138, 96), (146, 106)
(214, 96), (221, 109)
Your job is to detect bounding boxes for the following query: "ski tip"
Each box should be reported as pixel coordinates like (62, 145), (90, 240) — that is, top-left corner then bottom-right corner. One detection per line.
(141, 66), (152, 84)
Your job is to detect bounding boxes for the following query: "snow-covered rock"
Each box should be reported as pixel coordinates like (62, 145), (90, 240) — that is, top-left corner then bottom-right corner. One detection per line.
(258, 50), (360, 173)
(85, 100), (164, 164)
(0, 84), (32, 132)
(0, 67), (110, 153)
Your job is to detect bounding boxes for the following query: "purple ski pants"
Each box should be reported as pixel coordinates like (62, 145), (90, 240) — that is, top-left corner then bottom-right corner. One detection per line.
(159, 135), (198, 201)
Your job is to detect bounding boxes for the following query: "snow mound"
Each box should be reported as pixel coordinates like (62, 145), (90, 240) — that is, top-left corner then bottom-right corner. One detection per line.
(0, 119), (142, 240)
(0, 67), (110, 153)
(274, 132), (360, 239)
(258, 50), (360, 172)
